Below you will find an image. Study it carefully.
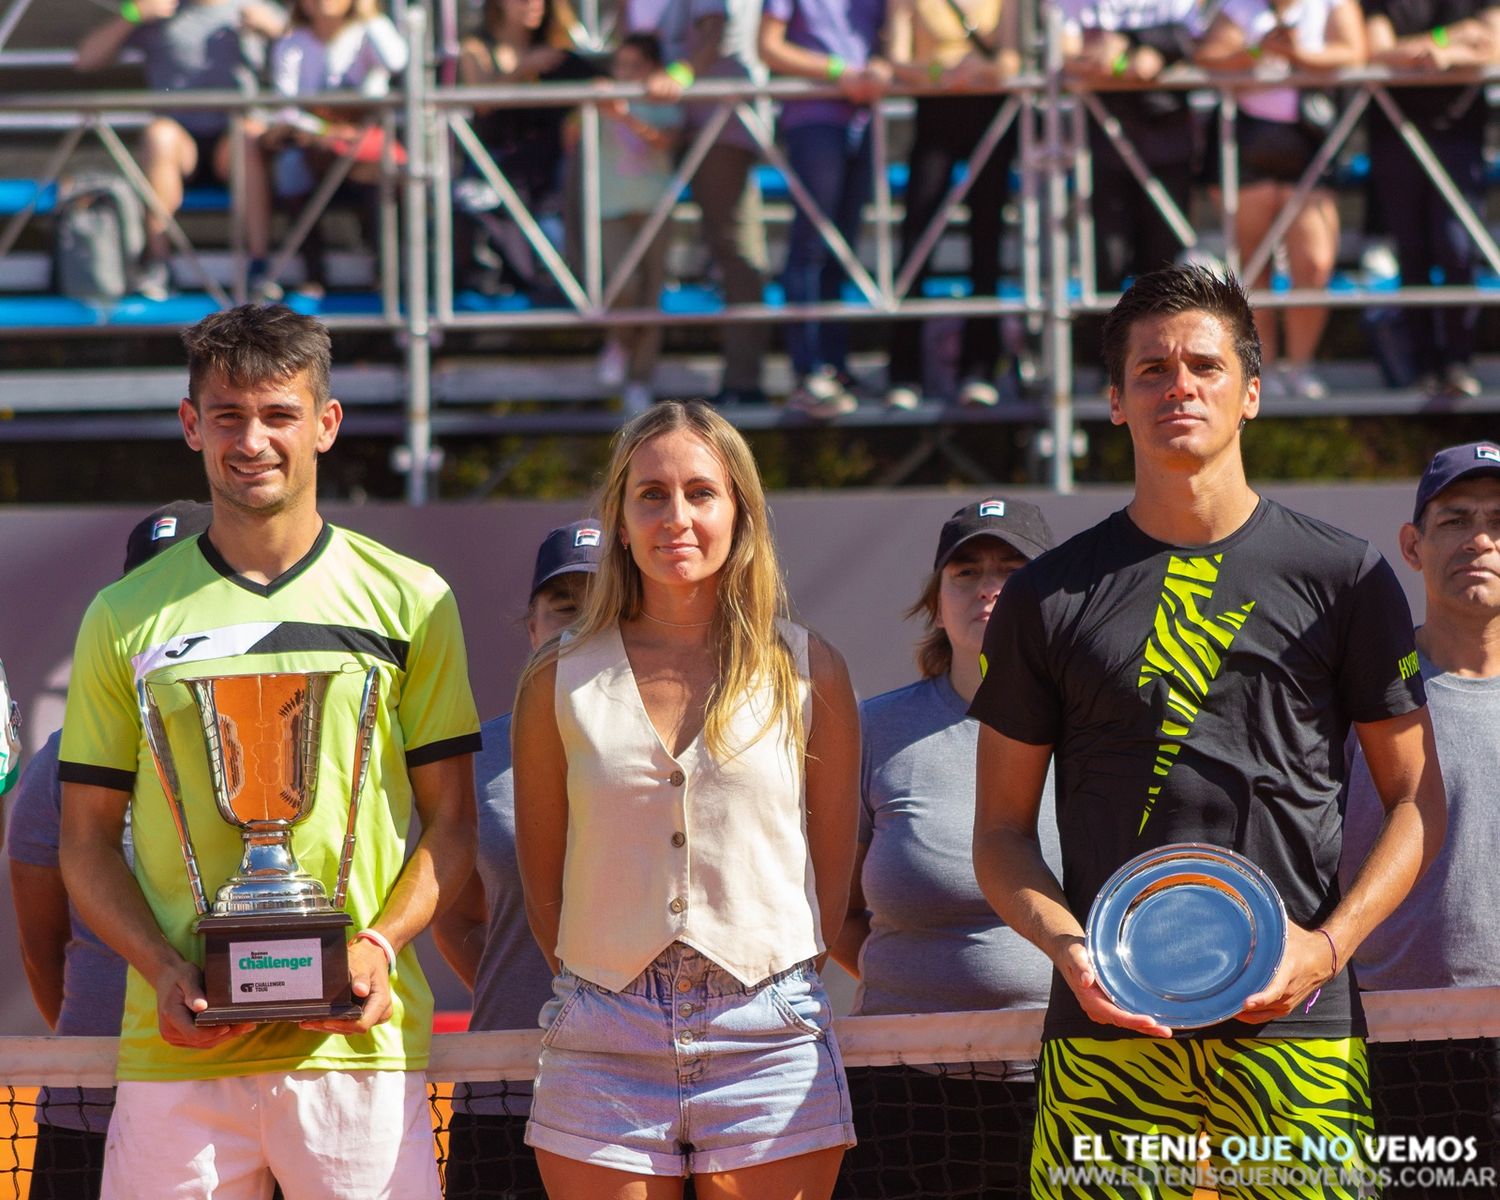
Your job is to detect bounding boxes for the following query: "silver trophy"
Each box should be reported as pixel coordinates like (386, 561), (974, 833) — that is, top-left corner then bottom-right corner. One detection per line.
(138, 667), (381, 1024)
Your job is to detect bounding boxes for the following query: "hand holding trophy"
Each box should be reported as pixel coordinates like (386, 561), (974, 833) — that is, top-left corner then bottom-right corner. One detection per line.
(138, 665), (381, 1025)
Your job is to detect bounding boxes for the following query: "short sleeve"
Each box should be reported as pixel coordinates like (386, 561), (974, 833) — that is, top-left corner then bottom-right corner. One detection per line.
(364, 16), (409, 79)
(968, 568), (1061, 745)
(1218, 0), (1272, 35)
(7, 734), (62, 868)
(763, 0), (795, 27)
(690, 0), (730, 23)
(1336, 545), (1425, 724)
(58, 594), (140, 793)
(399, 586), (482, 768)
(856, 701), (875, 846)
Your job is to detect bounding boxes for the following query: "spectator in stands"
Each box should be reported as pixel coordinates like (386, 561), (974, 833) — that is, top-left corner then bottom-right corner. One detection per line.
(1195, 0), (1367, 403)
(1364, 0), (1498, 398)
(1059, 0), (1204, 291)
(513, 400), (859, 1196)
(455, 0), (600, 298)
(1340, 441), (1500, 1197)
(433, 520), (599, 1200)
(262, 0), (408, 298)
(582, 33), (683, 415)
(760, 0), (891, 418)
(882, 0), (1020, 410)
(830, 497), (1061, 1200)
(970, 265), (1445, 1193)
(74, 0), (284, 301)
(625, 0), (772, 406)
(7, 502), (211, 1200)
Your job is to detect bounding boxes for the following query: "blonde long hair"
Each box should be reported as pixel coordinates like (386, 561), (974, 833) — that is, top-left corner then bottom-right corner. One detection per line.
(518, 401), (802, 760)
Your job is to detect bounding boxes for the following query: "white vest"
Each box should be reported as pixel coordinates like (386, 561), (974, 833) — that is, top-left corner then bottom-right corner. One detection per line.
(552, 620), (820, 990)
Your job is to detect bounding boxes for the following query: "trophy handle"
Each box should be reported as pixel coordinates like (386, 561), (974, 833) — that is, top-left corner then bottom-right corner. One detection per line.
(333, 666), (381, 910)
(138, 680), (211, 917)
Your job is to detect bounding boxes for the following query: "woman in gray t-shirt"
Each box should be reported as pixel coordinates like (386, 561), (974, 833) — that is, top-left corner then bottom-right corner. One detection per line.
(830, 497), (1061, 1200)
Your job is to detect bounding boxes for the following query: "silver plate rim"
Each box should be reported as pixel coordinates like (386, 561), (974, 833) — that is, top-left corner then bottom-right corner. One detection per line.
(1085, 842), (1288, 1030)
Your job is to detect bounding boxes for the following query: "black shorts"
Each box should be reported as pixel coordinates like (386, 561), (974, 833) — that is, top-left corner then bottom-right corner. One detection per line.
(1236, 111), (1334, 189)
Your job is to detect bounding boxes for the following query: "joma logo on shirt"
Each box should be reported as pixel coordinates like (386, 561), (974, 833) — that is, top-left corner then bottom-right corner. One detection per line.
(1136, 554), (1256, 835)
(1398, 650), (1420, 680)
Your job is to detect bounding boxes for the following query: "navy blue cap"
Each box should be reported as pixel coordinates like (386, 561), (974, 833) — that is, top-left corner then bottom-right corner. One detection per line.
(123, 501), (213, 575)
(934, 497), (1056, 570)
(1413, 442), (1500, 522)
(531, 520), (603, 597)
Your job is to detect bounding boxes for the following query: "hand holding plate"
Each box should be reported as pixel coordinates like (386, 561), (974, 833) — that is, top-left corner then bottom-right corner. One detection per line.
(1058, 938), (1175, 1038)
(1237, 924), (1336, 1023)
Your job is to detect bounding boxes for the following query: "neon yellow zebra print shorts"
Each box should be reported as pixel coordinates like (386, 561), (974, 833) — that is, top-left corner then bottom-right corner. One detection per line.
(1033, 1036), (1377, 1199)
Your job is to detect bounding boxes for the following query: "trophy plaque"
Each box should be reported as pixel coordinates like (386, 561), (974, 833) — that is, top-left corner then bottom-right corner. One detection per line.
(139, 667), (381, 1025)
(1085, 843), (1287, 1029)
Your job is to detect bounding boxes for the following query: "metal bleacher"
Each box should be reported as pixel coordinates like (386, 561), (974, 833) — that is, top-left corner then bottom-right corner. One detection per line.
(2, 1), (1500, 500)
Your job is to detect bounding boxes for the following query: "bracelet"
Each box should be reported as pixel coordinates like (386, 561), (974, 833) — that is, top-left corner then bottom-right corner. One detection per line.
(1111, 51), (1130, 77)
(825, 54), (847, 81)
(664, 60), (695, 88)
(927, 61), (945, 83)
(1247, 44), (1262, 60)
(355, 928), (397, 974)
(1431, 24), (1449, 47)
(120, 0), (142, 22)
(1316, 927), (1339, 978)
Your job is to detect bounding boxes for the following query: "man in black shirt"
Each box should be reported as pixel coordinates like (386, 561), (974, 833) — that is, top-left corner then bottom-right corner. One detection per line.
(971, 265), (1447, 1197)
(1365, 0), (1499, 397)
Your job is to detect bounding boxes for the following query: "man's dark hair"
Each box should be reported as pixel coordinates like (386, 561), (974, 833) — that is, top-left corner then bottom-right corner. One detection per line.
(1101, 265), (1261, 393)
(182, 304), (333, 408)
(619, 31), (664, 66)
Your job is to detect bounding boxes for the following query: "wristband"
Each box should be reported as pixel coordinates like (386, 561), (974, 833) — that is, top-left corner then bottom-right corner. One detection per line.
(355, 928), (397, 974)
(927, 61), (945, 83)
(825, 54), (847, 81)
(120, 0), (142, 22)
(1111, 51), (1130, 77)
(1247, 44), (1262, 59)
(1431, 24), (1449, 47)
(664, 60), (695, 87)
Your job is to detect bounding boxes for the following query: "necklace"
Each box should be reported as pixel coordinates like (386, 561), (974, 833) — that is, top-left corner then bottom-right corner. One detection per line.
(639, 610), (714, 629)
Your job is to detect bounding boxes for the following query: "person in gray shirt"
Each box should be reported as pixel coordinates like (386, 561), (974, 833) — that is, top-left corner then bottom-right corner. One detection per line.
(74, 0), (284, 299)
(1340, 440), (1500, 1198)
(433, 519), (601, 1200)
(830, 497), (1062, 1200)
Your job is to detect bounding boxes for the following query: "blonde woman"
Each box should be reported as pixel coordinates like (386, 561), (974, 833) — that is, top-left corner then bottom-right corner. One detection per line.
(513, 400), (860, 1199)
(263, 0), (409, 295)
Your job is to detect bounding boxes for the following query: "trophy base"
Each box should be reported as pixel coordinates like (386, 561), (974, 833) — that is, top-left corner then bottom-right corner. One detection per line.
(197, 911), (361, 1026)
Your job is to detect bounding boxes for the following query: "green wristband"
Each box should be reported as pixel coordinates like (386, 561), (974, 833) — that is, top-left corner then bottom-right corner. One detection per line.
(927, 60), (945, 83)
(1431, 24), (1449, 47)
(1111, 51), (1130, 76)
(664, 60), (695, 87)
(825, 54), (847, 81)
(120, 0), (142, 22)
(1247, 44), (1262, 59)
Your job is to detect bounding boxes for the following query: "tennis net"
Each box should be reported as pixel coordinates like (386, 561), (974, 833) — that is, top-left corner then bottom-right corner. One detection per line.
(2, 988), (1498, 1198)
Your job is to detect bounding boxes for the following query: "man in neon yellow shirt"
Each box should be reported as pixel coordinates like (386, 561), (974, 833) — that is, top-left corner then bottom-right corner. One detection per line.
(59, 304), (480, 1200)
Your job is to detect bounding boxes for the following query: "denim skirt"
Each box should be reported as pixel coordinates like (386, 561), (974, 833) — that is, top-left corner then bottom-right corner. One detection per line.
(525, 942), (856, 1176)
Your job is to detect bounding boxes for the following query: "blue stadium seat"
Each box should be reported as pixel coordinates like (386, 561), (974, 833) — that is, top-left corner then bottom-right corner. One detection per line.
(0, 180), (58, 216)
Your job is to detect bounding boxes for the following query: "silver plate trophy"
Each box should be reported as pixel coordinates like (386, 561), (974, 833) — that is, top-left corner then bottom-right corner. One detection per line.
(1086, 843), (1287, 1030)
(139, 667), (381, 1025)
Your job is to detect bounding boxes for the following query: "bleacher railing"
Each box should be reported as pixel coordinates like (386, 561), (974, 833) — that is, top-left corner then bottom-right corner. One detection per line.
(1, 4), (1497, 501)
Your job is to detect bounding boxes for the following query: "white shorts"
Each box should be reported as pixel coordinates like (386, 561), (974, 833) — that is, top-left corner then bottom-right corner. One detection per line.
(101, 1069), (438, 1200)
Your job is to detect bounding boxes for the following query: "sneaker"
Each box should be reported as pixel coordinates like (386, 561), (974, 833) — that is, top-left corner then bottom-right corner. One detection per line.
(622, 381), (653, 416)
(957, 377), (1001, 407)
(708, 387), (768, 407)
(1441, 364), (1482, 399)
(787, 367), (856, 419)
(1416, 371), (1443, 397)
(136, 258), (170, 302)
(884, 385), (921, 411)
(1281, 364), (1328, 402)
(598, 340), (628, 389)
(248, 258), (284, 303)
(1258, 368), (1288, 401)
